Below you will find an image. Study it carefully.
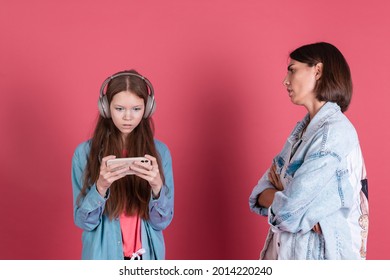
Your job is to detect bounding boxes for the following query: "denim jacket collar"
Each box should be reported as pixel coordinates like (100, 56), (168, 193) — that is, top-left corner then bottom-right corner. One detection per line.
(291, 102), (341, 143)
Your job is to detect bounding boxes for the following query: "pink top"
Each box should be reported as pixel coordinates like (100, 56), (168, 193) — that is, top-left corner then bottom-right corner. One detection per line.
(119, 149), (142, 257)
(120, 212), (142, 257)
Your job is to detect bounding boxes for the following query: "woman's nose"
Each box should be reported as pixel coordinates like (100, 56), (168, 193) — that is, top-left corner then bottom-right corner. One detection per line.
(282, 76), (290, 87)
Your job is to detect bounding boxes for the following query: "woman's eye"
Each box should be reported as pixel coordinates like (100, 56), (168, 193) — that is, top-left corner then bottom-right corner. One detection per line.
(133, 107), (142, 111)
(115, 107), (124, 112)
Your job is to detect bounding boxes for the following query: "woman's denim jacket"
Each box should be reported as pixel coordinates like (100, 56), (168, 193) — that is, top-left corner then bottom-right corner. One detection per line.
(249, 102), (369, 260)
(72, 139), (174, 260)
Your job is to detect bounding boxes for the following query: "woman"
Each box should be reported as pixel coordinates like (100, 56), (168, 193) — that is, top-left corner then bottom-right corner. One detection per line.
(72, 70), (174, 260)
(249, 42), (368, 259)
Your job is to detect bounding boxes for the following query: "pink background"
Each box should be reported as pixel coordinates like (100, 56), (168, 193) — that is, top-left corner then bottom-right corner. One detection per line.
(1, 0), (389, 260)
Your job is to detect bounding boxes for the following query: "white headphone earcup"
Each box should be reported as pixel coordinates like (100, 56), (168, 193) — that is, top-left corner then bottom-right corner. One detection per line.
(144, 95), (156, 118)
(98, 95), (110, 118)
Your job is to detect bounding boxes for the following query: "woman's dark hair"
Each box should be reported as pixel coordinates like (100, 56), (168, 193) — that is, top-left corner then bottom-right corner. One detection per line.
(290, 42), (352, 112)
(79, 69), (164, 220)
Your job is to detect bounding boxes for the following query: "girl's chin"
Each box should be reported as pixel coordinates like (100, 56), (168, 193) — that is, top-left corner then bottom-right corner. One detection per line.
(120, 130), (133, 138)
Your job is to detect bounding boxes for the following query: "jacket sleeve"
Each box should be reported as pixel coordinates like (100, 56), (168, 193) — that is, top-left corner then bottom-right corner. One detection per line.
(147, 141), (174, 231)
(71, 143), (108, 231)
(268, 139), (355, 234)
(249, 167), (275, 216)
(250, 121), (305, 217)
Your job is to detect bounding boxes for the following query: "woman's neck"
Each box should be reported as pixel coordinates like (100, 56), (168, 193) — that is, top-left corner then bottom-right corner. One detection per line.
(306, 100), (326, 120)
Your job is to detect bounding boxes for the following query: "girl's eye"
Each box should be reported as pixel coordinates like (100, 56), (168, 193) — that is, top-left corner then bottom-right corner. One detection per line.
(133, 107), (142, 111)
(115, 107), (124, 112)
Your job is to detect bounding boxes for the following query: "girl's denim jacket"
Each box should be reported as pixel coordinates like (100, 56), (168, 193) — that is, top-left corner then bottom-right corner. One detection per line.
(72, 139), (174, 260)
(249, 102), (368, 260)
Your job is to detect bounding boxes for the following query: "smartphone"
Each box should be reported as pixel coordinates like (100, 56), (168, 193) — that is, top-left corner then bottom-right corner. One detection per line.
(106, 157), (150, 175)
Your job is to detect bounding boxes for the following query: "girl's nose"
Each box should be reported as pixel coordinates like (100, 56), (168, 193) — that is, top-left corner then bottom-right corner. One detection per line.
(123, 109), (132, 120)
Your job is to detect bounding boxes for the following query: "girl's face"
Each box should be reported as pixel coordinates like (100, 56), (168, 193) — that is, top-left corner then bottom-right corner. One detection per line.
(282, 59), (319, 108)
(110, 91), (145, 139)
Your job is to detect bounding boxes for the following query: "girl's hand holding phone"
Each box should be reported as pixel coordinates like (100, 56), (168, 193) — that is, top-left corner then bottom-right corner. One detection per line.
(130, 154), (163, 198)
(96, 155), (128, 197)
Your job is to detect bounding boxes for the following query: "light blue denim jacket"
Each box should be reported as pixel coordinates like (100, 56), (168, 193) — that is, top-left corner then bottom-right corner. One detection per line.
(71, 139), (174, 260)
(249, 102), (369, 260)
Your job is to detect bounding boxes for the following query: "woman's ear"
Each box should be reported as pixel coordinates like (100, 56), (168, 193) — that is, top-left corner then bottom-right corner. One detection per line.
(315, 63), (323, 80)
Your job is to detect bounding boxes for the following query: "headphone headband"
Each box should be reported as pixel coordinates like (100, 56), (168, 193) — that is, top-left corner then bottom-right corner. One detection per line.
(99, 72), (154, 100)
(98, 71), (156, 119)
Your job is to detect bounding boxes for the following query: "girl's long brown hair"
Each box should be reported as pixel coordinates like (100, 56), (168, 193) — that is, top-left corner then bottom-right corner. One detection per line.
(78, 70), (164, 220)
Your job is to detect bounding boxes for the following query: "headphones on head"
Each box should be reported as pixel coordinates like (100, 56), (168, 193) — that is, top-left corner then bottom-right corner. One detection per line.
(98, 71), (156, 119)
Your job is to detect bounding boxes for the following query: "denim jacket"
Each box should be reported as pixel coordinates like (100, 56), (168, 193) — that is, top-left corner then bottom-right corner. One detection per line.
(249, 102), (368, 260)
(71, 139), (174, 260)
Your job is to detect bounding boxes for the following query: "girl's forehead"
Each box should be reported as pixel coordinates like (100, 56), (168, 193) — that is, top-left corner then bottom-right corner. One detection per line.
(112, 91), (144, 103)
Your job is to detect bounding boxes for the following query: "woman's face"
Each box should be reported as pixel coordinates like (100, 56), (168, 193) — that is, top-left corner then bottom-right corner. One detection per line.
(283, 59), (318, 108)
(110, 91), (145, 139)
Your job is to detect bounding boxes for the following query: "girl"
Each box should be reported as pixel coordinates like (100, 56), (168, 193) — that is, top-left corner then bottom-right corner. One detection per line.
(72, 70), (174, 260)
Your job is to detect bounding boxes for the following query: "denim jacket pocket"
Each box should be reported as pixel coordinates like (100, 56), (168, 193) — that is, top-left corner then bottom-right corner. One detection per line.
(306, 230), (325, 260)
(279, 231), (325, 260)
